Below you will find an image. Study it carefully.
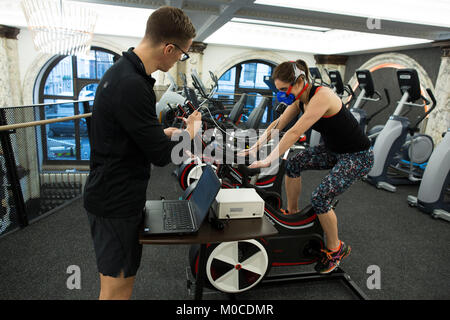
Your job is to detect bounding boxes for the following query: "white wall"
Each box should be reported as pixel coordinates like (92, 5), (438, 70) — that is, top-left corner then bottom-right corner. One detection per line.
(17, 28), (143, 101)
(202, 44), (315, 86)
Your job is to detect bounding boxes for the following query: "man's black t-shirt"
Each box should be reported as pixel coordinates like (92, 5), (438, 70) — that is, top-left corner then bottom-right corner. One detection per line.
(83, 48), (178, 218)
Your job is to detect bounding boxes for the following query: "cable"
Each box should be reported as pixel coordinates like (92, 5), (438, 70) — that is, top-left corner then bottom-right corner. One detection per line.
(197, 103), (282, 144)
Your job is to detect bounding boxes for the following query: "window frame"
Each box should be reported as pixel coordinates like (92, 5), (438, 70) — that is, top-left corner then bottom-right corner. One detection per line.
(221, 59), (276, 124)
(37, 46), (119, 167)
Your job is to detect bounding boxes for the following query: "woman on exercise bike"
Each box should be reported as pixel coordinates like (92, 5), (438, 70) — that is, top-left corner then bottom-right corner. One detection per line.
(244, 60), (374, 274)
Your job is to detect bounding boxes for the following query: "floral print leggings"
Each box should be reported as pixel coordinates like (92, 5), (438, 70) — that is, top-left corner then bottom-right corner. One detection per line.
(285, 145), (374, 214)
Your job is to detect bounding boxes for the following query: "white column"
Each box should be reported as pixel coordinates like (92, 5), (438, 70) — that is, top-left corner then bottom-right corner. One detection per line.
(425, 47), (450, 144)
(179, 41), (207, 88)
(0, 25), (39, 202)
(0, 26), (21, 107)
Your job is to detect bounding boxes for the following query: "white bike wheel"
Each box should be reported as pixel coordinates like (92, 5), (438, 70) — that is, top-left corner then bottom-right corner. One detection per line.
(186, 163), (217, 187)
(206, 240), (269, 293)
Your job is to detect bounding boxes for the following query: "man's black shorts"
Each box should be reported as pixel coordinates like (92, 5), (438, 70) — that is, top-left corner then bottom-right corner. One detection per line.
(87, 211), (143, 278)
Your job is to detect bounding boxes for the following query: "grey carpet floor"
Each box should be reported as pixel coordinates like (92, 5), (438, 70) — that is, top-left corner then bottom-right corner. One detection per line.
(0, 163), (449, 300)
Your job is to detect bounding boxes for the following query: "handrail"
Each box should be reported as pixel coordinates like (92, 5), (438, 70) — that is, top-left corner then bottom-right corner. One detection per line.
(0, 113), (92, 132)
(0, 99), (94, 110)
(213, 92), (275, 98)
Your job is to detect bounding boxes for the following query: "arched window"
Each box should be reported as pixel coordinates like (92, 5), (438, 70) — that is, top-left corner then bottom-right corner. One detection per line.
(215, 60), (276, 125)
(37, 47), (119, 165)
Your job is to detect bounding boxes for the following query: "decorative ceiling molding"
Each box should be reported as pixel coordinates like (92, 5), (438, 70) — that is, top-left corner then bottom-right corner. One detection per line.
(314, 55), (348, 65)
(189, 41), (207, 54)
(0, 25), (20, 39)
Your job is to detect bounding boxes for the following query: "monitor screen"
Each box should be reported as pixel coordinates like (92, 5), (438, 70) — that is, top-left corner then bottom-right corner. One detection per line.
(190, 166), (221, 221)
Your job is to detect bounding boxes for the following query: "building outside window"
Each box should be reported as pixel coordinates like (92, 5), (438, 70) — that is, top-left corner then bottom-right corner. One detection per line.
(214, 60), (276, 124)
(37, 47), (119, 165)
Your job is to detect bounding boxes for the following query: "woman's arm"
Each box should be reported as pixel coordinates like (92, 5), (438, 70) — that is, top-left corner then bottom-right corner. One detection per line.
(248, 100), (301, 152)
(249, 89), (334, 167)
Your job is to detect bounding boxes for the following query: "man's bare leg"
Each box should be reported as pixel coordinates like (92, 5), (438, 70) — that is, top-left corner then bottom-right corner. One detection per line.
(99, 270), (135, 300)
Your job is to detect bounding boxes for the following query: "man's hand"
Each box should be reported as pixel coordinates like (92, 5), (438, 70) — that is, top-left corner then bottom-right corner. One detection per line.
(164, 127), (182, 137)
(186, 110), (202, 127)
(185, 110), (202, 139)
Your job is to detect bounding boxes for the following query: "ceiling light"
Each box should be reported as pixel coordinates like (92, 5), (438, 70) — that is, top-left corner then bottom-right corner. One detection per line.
(255, 0), (450, 28)
(205, 21), (431, 54)
(231, 18), (331, 32)
(21, 0), (98, 56)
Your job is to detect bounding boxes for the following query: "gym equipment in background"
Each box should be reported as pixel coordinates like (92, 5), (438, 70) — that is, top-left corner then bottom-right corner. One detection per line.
(407, 129), (450, 222)
(365, 68), (437, 192)
(350, 70), (391, 137)
(326, 69), (355, 107)
(156, 73), (186, 123)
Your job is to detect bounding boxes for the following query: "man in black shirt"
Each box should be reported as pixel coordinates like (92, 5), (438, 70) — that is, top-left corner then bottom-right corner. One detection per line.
(84, 6), (199, 299)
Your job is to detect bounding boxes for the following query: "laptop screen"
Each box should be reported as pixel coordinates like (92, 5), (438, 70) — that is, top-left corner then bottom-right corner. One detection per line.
(190, 165), (221, 222)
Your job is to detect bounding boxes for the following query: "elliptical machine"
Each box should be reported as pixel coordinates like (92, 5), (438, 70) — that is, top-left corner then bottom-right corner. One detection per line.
(327, 69), (355, 107)
(308, 69), (390, 148)
(350, 70), (391, 138)
(407, 129), (450, 222)
(365, 68), (437, 192)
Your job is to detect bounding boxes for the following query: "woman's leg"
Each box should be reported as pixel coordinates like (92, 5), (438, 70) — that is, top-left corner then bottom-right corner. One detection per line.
(285, 176), (302, 213)
(312, 149), (374, 250)
(284, 145), (336, 214)
(317, 209), (339, 250)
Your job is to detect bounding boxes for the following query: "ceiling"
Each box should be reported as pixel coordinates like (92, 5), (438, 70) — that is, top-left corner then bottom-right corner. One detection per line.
(1, 0), (449, 54)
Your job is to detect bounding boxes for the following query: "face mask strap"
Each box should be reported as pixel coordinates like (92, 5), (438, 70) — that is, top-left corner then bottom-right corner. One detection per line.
(286, 85), (293, 95)
(295, 82), (309, 100)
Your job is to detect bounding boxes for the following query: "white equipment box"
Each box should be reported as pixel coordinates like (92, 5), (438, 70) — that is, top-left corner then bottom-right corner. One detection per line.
(212, 188), (265, 219)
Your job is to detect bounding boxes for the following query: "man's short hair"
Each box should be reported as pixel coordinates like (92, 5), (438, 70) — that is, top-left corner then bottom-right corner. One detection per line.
(145, 6), (196, 45)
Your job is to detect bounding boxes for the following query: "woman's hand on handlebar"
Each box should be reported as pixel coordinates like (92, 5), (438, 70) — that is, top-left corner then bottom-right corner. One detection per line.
(248, 158), (270, 169)
(237, 147), (257, 158)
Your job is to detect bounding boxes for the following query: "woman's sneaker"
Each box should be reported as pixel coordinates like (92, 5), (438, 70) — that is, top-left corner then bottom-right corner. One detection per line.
(314, 241), (351, 274)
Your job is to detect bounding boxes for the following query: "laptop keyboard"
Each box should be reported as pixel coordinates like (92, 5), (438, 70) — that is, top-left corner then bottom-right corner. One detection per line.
(163, 202), (194, 230)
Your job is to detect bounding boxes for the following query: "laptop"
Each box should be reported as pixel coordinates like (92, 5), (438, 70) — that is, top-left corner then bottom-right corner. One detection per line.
(143, 165), (221, 235)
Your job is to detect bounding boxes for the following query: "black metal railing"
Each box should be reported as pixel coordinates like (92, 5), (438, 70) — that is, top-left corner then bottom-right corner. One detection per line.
(0, 100), (92, 238)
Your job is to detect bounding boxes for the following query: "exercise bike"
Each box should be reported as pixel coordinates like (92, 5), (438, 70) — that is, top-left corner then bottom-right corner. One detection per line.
(186, 161), (325, 294)
(366, 68), (437, 192)
(184, 163), (367, 299)
(174, 102), (368, 298)
(175, 97), (286, 193)
(178, 127), (288, 209)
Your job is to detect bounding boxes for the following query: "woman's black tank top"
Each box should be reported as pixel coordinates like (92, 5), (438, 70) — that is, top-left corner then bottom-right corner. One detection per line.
(299, 85), (370, 154)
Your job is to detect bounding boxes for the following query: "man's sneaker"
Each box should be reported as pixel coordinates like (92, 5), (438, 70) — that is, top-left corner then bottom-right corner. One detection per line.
(314, 241), (351, 274)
